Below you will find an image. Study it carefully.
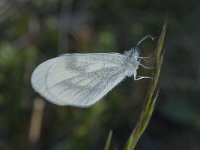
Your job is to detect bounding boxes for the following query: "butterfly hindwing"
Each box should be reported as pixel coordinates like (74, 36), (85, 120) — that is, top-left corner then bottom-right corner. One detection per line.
(31, 53), (128, 107)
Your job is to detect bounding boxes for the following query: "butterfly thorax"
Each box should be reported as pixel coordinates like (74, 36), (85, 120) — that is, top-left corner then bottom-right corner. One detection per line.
(124, 48), (140, 77)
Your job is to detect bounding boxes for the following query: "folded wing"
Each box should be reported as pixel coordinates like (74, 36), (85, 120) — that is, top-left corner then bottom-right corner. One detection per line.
(31, 53), (128, 107)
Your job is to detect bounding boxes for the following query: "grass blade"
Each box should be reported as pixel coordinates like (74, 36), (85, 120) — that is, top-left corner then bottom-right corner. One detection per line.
(124, 17), (168, 150)
(104, 130), (113, 150)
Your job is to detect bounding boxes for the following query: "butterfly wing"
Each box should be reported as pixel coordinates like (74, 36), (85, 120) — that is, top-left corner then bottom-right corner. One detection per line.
(31, 53), (129, 107)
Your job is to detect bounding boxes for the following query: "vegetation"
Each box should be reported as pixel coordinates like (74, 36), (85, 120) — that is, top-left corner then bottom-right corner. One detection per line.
(0, 1), (199, 150)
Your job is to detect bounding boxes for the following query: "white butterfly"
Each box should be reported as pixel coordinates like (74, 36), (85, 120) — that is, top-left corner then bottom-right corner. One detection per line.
(31, 35), (153, 107)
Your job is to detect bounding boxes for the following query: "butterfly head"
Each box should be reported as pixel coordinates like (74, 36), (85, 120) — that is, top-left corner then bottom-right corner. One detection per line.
(125, 47), (140, 63)
(123, 47), (140, 77)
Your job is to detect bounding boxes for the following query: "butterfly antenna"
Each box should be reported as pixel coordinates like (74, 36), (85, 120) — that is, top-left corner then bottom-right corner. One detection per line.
(136, 35), (155, 47)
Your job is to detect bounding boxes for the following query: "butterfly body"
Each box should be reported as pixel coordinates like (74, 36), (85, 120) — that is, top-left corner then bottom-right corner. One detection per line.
(31, 48), (142, 107)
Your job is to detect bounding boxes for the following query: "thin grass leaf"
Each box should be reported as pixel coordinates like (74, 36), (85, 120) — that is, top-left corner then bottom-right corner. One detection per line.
(104, 130), (113, 150)
(124, 17), (167, 150)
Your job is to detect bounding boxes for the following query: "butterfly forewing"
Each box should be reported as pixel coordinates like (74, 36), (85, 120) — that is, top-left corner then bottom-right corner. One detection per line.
(31, 53), (129, 107)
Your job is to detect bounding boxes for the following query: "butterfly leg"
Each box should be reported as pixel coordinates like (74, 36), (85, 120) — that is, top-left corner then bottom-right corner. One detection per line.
(139, 63), (155, 69)
(134, 75), (153, 80)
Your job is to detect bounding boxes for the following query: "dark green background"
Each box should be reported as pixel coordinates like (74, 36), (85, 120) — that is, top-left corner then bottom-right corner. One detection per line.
(0, 0), (199, 150)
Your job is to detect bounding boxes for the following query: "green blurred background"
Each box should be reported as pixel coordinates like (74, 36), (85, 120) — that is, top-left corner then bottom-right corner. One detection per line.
(0, 0), (200, 150)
